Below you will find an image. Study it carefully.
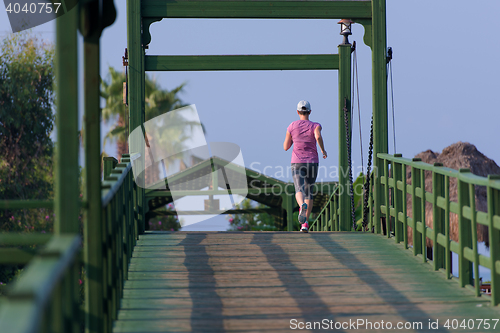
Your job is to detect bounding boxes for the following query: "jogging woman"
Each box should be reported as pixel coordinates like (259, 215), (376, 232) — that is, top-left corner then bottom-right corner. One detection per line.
(283, 100), (327, 232)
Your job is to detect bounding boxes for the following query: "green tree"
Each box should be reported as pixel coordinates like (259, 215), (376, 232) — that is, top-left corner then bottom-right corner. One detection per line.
(0, 33), (55, 232)
(227, 199), (279, 231)
(0, 33), (56, 287)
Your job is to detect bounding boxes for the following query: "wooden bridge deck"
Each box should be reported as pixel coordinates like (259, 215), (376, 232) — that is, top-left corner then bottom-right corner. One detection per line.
(113, 232), (499, 333)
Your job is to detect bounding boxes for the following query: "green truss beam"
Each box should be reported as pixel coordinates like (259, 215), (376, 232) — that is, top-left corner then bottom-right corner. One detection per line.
(141, 0), (372, 19)
(145, 54), (339, 71)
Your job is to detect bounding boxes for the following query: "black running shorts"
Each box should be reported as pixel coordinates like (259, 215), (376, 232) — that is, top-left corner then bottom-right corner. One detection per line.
(291, 163), (318, 200)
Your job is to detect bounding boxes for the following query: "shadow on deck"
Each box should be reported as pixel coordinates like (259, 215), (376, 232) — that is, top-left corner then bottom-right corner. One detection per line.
(113, 232), (498, 333)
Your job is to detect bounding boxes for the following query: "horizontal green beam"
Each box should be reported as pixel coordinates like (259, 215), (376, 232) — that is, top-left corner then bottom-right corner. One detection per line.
(142, 0), (372, 19)
(0, 233), (52, 246)
(147, 188), (266, 197)
(145, 54), (339, 71)
(0, 200), (54, 210)
(151, 208), (280, 216)
(0, 248), (37, 265)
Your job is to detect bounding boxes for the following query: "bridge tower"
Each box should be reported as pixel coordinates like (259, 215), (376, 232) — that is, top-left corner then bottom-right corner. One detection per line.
(126, 0), (389, 231)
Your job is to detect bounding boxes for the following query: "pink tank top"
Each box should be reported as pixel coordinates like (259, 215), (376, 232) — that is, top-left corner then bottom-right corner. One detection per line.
(287, 120), (321, 163)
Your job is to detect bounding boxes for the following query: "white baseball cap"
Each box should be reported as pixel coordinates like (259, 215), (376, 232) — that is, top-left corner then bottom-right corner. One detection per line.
(297, 100), (311, 112)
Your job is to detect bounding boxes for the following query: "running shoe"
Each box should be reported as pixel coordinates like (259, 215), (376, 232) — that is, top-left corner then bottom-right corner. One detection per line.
(301, 222), (309, 233)
(298, 203), (308, 223)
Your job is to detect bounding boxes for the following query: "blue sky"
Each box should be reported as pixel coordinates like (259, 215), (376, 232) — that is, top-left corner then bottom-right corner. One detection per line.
(2, 0), (499, 182)
(1, 1), (499, 231)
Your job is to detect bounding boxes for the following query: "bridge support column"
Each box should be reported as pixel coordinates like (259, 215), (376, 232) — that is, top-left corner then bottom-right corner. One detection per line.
(372, 0), (388, 234)
(83, 35), (104, 333)
(338, 39), (352, 231)
(128, 0), (146, 234)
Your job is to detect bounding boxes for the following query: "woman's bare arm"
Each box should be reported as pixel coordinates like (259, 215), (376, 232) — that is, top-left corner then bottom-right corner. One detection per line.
(283, 131), (293, 151)
(314, 125), (327, 159)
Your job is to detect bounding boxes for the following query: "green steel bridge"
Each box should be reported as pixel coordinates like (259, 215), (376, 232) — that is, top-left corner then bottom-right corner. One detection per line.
(1, 0), (500, 332)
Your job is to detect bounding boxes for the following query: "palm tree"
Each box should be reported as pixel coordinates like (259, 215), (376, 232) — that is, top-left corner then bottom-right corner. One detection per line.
(101, 66), (129, 159)
(101, 66), (189, 161)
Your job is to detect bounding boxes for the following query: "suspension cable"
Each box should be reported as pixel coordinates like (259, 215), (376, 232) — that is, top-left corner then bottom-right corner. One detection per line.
(343, 98), (356, 230)
(387, 48), (396, 154)
(352, 45), (364, 176)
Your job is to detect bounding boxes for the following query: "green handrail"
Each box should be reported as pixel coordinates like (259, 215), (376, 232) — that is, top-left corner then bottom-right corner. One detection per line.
(91, 154), (139, 333)
(0, 234), (81, 333)
(309, 174), (375, 232)
(377, 153), (500, 306)
(309, 186), (340, 232)
(0, 154), (139, 333)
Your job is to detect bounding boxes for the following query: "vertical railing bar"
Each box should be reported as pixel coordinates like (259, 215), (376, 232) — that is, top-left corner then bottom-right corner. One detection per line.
(384, 159), (390, 237)
(52, 283), (63, 333)
(325, 205), (329, 231)
(369, 173), (373, 231)
(320, 211), (324, 231)
(329, 201), (334, 231)
(72, 260), (81, 333)
(432, 165), (445, 271)
(402, 162), (408, 248)
(469, 183), (480, 297)
(393, 161), (399, 242)
(411, 165), (419, 256)
(122, 174), (129, 281)
(110, 197), (117, 326)
(487, 177), (500, 306)
(432, 170), (438, 270)
(116, 180), (124, 315)
(445, 175), (451, 279)
(458, 169), (473, 287)
(103, 205), (110, 333)
(420, 168), (427, 262)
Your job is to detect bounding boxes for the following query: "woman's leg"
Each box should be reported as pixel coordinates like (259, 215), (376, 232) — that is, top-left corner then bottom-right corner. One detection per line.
(295, 191), (304, 207)
(303, 163), (318, 222)
(305, 199), (313, 220)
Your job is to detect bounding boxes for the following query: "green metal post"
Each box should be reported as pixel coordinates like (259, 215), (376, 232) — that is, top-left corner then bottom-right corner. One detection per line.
(371, 0), (388, 234)
(383, 159), (390, 237)
(402, 163), (408, 248)
(55, 9), (79, 333)
(83, 33), (104, 333)
(286, 193), (293, 231)
(457, 169), (473, 287)
(128, 0), (146, 234)
(432, 166), (446, 271)
(420, 169), (426, 262)
(55, 8), (79, 235)
(411, 163), (422, 256)
(469, 183), (480, 296)
(103, 157), (118, 179)
(487, 175), (500, 306)
(338, 41), (351, 231)
(393, 157), (403, 243)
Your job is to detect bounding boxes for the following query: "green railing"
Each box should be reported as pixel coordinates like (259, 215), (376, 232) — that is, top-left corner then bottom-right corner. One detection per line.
(377, 153), (500, 306)
(88, 154), (140, 333)
(0, 154), (139, 332)
(309, 186), (348, 232)
(0, 233), (81, 332)
(309, 178), (374, 232)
